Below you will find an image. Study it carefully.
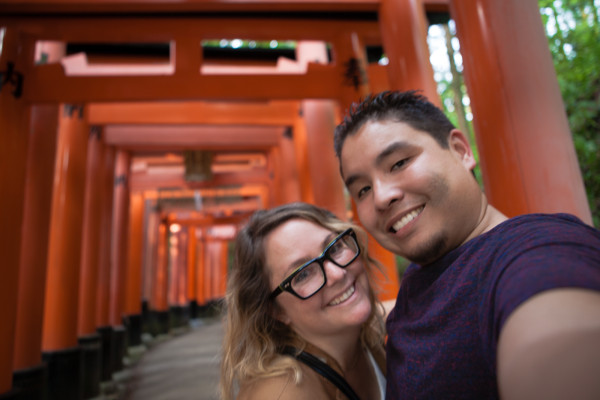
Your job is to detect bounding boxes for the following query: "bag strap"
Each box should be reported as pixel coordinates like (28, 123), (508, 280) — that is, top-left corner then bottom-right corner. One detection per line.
(282, 346), (361, 400)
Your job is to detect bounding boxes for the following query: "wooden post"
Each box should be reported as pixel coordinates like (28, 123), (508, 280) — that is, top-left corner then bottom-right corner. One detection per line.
(108, 150), (131, 373)
(0, 27), (30, 397)
(12, 105), (59, 399)
(96, 146), (115, 384)
(77, 126), (105, 399)
(450, 0), (592, 223)
(301, 99), (348, 219)
(187, 226), (198, 318)
(379, 0), (440, 105)
(124, 191), (145, 346)
(42, 104), (89, 400)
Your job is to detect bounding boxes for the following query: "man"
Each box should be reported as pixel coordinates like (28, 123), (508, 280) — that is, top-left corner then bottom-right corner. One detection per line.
(334, 90), (600, 399)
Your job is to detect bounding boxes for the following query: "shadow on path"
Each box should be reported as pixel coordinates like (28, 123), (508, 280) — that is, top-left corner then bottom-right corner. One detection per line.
(123, 319), (223, 400)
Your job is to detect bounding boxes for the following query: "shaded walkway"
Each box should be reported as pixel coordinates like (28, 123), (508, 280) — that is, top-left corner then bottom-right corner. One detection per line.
(123, 319), (224, 400)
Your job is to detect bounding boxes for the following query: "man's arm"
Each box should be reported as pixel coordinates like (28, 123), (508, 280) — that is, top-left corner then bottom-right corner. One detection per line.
(497, 288), (600, 400)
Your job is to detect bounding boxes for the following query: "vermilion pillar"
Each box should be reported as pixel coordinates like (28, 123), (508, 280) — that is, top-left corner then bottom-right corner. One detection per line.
(42, 104), (89, 400)
(77, 126), (104, 399)
(0, 27), (29, 398)
(450, 0), (592, 223)
(332, 33), (371, 111)
(124, 191), (144, 346)
(167, 227), (180, 308)
(205, 239), (218, 302)
(110, 150), (131, 327)
(142, 201), (159, 318)
(195, 233), (207, 308)
(108, 150), (131, 373)
(152, 221), (170, 334)
(173, 227), (189, 327)
(12, 105), (59, 398)
(292, 112), (315, 205)
(269, 145), (285, 206)
(296, 41), (347, 218)
(96, 146), (115, 384)
(301, 99), (347, 219)
(78, 127), (104, 336)
(187, 226), (198, 318)
(278, 130), (302, 205)
(379, 0), (440, 106)
(177, 228), (189, 308)
(166, 225), (188, 327)
(217, 240), (229, 299)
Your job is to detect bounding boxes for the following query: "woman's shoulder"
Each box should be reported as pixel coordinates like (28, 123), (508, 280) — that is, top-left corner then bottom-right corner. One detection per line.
(237, 367), (323, 400)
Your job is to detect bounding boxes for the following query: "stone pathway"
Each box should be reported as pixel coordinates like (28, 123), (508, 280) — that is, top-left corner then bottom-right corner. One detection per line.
(122, 319), (224, 400)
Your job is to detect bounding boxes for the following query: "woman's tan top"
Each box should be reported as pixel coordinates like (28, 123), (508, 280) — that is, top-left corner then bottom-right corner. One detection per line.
(237, 342), (386, 400)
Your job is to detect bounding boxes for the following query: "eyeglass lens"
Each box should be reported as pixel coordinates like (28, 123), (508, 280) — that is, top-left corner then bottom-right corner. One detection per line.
(290, 232), (359, 298)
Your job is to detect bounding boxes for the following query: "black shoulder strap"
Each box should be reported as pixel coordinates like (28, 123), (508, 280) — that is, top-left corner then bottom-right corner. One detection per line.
(282, 346), (361, 400)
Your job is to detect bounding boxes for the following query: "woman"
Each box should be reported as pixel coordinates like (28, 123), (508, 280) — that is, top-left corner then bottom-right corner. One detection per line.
(220, 202), (387, 400)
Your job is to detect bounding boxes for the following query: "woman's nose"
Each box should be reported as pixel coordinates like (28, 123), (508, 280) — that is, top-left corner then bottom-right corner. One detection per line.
(323, 259), (346, 285)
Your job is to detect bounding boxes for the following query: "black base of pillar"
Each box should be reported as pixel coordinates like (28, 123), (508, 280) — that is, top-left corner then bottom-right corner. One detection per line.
(141, 300), (150, 334)
(148, 310), (170, 336)
(169, 305), (189, 329)
(197, 299), (224, 318)
(96, 326), (113, 382)
(123, 313), (142, 347)
(0, 389), (21, 400)
(189, 300), (199, 320)
(12, 362), (48, 400)
(78, 333), (101, 399)
(111, 326), (127, 374)
(41, 346), (82, 400)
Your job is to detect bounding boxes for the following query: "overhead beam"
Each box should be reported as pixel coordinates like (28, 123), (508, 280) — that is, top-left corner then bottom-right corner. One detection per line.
(88, 101), (300, 125)
(0, 0), (380, 13)
(130, 167), (272, 191)
(0, 0), (448, 14)
(103, 125), (285, 150)
(4, 16), (382, 102)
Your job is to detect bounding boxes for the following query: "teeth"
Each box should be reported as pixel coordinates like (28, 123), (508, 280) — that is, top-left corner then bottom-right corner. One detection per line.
(392, 206), (424, 232)
(329, 285), (355, 306)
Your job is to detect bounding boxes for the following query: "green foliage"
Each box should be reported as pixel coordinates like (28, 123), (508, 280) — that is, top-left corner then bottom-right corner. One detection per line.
(539, 0), (600, 226)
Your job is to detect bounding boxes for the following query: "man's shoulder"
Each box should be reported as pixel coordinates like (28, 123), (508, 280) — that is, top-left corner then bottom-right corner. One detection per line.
(482, 212), (599, 247)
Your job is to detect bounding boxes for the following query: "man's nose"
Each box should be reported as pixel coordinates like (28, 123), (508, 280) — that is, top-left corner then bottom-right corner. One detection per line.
(373, 178), (404, 211)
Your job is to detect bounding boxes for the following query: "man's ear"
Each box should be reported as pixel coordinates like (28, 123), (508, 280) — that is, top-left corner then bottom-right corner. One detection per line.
(448, 129), (476, 171)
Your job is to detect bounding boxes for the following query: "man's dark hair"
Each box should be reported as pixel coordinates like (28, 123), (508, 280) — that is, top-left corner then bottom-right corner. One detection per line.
(334, 90), (456, 158)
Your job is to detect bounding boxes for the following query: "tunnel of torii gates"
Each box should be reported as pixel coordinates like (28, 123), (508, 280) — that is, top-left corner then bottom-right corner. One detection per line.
(0, 0), (593, 398)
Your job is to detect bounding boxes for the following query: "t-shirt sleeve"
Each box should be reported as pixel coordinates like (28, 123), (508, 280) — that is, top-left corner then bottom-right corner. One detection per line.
(494, 241), (600, 330)
(484, 215), (600, 359)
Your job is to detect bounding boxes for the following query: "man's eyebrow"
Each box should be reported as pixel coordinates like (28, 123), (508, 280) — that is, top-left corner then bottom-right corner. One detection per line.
(374, 141), (412, 167)
(343, 141), (412, 188)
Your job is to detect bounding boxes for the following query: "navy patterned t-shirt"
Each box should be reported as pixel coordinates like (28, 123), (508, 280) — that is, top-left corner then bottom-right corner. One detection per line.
(385, 213), (600, 399)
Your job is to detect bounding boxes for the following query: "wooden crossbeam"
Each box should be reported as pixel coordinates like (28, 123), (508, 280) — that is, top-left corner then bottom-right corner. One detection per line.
(104, 124), (285, 150)
(88, 100), (299, 125)
(0, 0), (448, 14)
(2, 16), (382, 102)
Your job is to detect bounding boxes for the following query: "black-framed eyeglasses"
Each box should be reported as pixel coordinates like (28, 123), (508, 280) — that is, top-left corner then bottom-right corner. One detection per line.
(270, 228), (361, 300)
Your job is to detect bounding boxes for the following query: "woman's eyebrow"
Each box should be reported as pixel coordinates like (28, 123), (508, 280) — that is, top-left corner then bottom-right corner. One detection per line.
(283, 232), (337, 275)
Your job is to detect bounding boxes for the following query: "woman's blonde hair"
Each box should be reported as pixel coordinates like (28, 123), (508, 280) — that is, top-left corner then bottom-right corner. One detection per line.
(220, 202), (386, 400)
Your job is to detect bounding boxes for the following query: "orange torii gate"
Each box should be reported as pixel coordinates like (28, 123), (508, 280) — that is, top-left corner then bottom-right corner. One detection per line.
(0, 1), (592, 399)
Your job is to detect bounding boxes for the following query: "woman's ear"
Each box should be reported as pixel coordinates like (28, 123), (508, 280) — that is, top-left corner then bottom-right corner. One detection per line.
(272, 302), (291, 325)
(448, 129), (476, 171)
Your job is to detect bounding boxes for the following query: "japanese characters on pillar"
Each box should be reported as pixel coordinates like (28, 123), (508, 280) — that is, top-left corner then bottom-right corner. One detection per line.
(0, 26), (31, 395)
